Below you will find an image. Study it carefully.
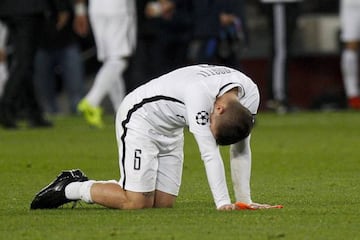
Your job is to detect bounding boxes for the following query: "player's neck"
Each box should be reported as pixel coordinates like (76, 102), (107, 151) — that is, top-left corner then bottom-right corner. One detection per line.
(217, 88), (238, 105)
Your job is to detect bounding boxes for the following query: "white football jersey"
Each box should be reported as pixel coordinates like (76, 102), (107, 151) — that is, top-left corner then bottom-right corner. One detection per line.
(123, 64), (259, 137)
(89, 0), (136, 15)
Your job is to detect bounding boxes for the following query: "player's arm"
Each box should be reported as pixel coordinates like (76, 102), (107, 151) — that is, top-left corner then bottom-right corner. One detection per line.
(230, 135), (252, 204)
(185, 80), (233, 210)
(231, 135), (283, 210)
(194, 134), (232, 210)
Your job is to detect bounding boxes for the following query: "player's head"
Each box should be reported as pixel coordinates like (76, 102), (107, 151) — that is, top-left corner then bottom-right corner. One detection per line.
(210, 99), (254, 145)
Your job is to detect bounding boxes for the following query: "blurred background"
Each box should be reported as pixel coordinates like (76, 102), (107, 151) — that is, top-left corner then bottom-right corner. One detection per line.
(239, 0), (343, 111)
(0, 0), (349, 119)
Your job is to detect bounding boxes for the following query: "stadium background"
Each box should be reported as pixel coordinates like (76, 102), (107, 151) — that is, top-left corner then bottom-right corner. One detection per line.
(76, 0), (343, 113)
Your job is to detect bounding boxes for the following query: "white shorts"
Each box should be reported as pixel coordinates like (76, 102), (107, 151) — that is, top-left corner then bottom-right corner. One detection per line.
(89, 14), (136, 61)
(115, 101), (184, 196)
(340, 0), (360, 41)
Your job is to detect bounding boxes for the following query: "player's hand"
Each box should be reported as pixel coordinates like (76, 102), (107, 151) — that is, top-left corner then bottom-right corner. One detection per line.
(73, 15), (89, 37)
(235, 202), (283, 210)
(217, 203), (236, 211)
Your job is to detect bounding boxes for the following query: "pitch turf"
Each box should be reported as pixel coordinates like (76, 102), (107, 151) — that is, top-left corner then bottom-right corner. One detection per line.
(0, 111), (359, 239)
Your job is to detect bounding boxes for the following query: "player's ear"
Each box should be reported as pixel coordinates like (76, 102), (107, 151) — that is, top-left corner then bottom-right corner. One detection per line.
(214, 103), (225, 115)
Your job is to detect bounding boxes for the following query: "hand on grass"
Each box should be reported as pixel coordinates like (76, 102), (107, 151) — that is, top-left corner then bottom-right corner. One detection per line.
(235, 202), (283, 210)
(217, 204), (236, 211)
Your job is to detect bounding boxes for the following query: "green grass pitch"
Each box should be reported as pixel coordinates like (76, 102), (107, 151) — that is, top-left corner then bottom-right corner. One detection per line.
(0, 111), (359, 239)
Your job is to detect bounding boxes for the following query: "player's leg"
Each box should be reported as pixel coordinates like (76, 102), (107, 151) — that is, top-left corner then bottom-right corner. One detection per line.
(341, 41), (360, 109)
(264, 2), (287, 113)
(77, 13), (106, 127)
(271, 3), (287, 108)
(78, 14), (135, 126)
(87, 13), (134, 109)
(340, 2), (360, 109)
(0, 20), (8, 97)
(59, 129), (159, 211)
(153, 134), (184, 208)
(90, 182), (155, 209)
(107, 57), (127, 111)
(84, 57), (125, 108)
(154, 190), (177, 208)
(29, 169), (155, 210)
(116, 129), (160, 208)
(63, 178), (155, 209)
(115, 101), (163, 208)
(107, 14), (135, 110)
(81, 14), (108, 107)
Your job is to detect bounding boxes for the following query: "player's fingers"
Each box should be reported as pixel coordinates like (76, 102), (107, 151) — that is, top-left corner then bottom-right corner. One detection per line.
(235, 202), (283, 210)
(267, 204), (283, 209)
(235, 202), (257, 210)
(251, 202), (283, 209)
(218, 204), (236, 211)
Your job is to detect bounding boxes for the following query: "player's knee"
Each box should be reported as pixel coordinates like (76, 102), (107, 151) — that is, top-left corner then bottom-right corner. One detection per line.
(122, 191), (155, 209)
(121, 200), (153, 210)
(154, 200), (175, 208)
(153, 190), (176, 208)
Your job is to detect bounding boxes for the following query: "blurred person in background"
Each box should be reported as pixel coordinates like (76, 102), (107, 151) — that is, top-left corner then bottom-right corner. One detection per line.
(125, 0), (162, 92)
(215, 0), (248, 69)
(188, 0), (248, 71)
(340, 0), (360, 110)
(0, 21), (8, 97)
(0, 0), (66, 129)
(34, 0), (89, 115)
(260, 0), (302, 114)
(144, 0), (193, 76)
(77, 0), (137, 128)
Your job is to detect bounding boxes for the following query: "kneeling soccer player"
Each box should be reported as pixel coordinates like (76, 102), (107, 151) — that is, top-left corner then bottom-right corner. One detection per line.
(31, 64), (280, 211)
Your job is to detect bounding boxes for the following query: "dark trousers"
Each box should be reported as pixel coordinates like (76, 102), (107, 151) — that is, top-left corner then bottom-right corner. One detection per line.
(0, 14), (44, 121)
(188, 37), (243, 71)
(153, 35), (190, 76)
(126, 36), (160, 92)
(263, 2), (300, 103)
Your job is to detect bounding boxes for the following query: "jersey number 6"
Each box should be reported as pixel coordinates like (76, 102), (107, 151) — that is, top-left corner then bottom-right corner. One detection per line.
(134, 149), (142, 170)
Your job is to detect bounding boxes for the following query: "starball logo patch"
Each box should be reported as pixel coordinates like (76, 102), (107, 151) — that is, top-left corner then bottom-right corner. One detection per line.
(195, 111), (209, 125)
